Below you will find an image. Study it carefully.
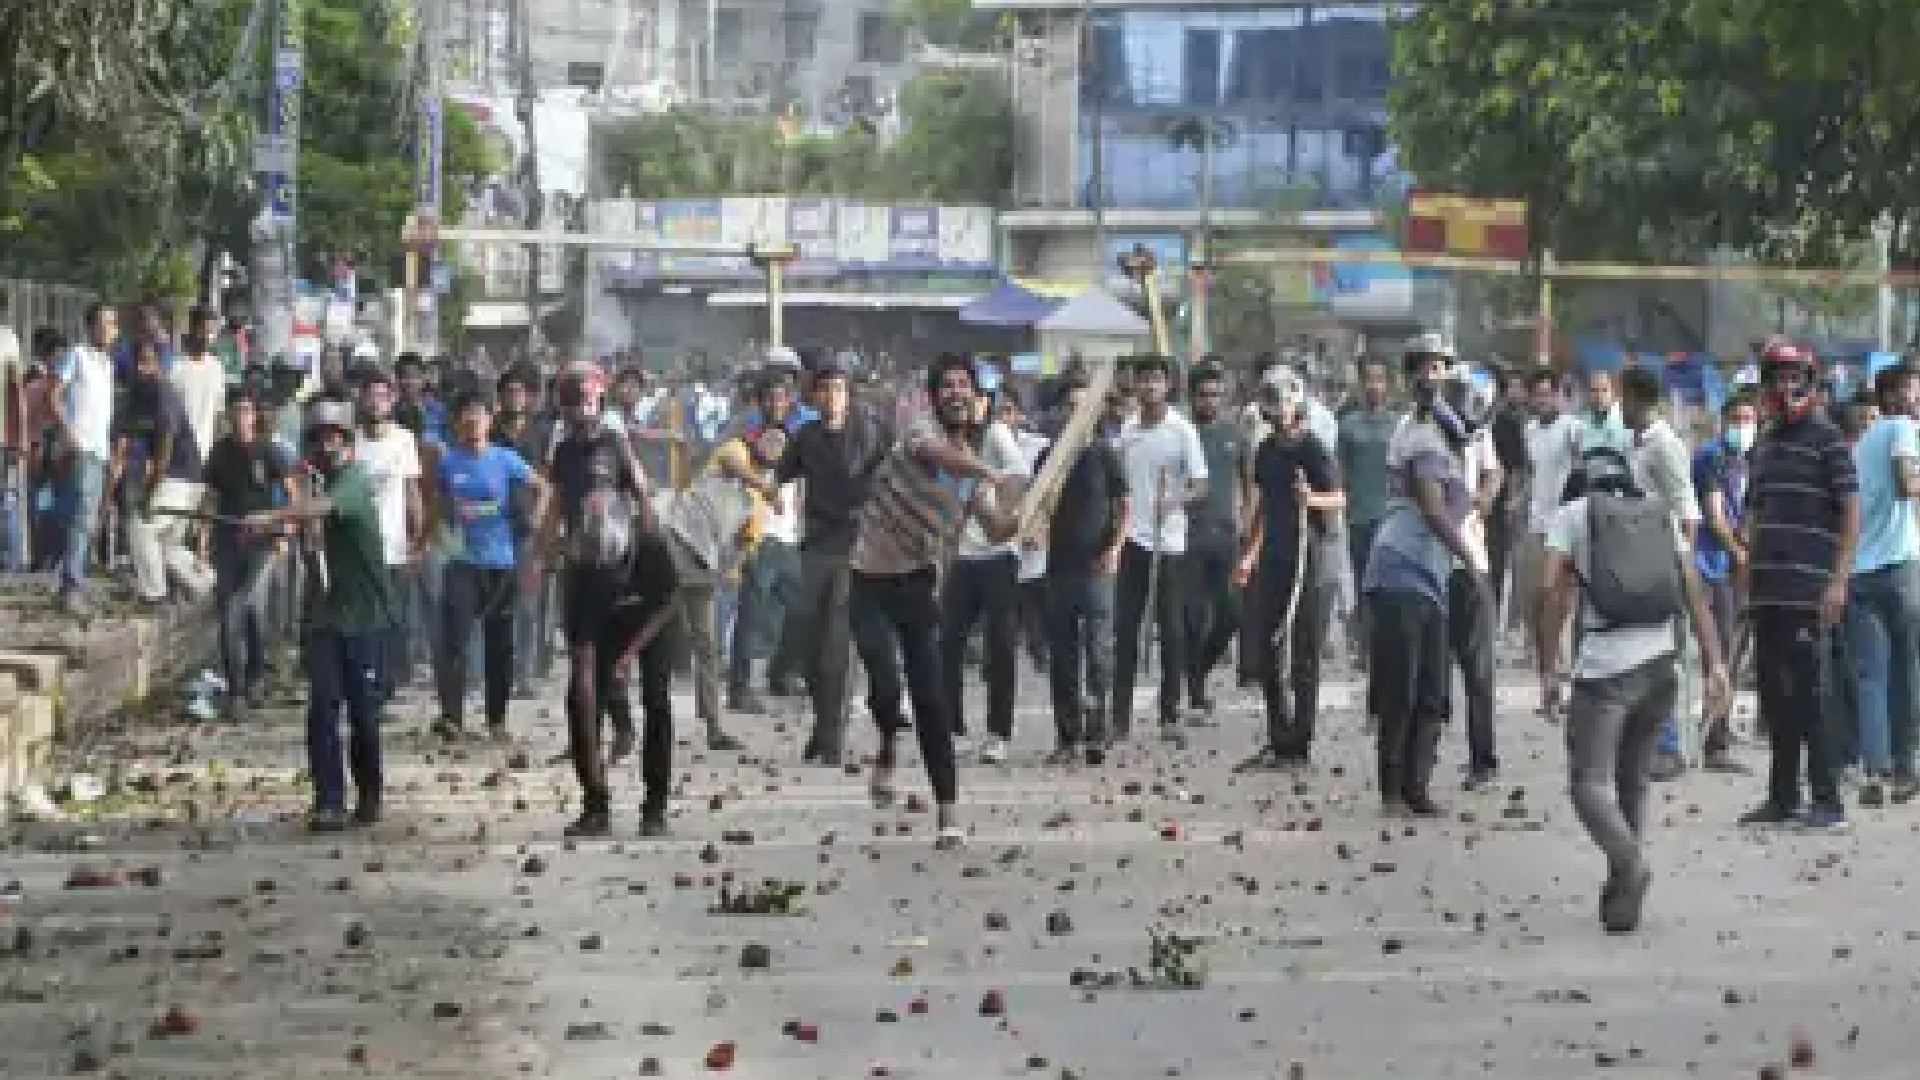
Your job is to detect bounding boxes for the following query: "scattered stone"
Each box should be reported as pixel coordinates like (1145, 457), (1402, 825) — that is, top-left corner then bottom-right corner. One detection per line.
(739, 941), (772, 970)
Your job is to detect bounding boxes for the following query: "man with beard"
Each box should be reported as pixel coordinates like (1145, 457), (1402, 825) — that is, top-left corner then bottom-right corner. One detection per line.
(544, 362), (683, 838)
(1183, 361), (1252, 716)
(356, 368), (425, 705)
(851, 353), (1026, 847)
(244, 400), (400, 832)
(1233, 366), (1343, 770)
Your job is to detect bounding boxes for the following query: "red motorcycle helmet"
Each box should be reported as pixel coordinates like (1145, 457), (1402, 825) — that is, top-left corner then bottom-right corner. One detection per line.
(1756, 337), (1819, 418)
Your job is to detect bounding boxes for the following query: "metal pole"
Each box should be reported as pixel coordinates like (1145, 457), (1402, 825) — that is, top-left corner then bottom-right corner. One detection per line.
(410, 0), (448, 355)
(1081, 0), (1107, 270)
(514, 0), (542, 355)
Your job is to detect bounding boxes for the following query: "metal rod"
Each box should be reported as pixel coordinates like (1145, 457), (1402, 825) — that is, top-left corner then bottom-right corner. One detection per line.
(1221, 247), (1920, 286)
(410, 226), (793, 254)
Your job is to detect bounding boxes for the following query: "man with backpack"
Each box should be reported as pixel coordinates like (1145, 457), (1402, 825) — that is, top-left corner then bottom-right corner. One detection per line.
(1542, 445), (1731, 933)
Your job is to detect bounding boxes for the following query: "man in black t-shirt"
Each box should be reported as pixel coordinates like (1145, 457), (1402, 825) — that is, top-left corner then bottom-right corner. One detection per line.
(200, 389), (297, 716)
(1234, 366), (1343, 770)
(1038, 373), (1130, 764)
(545, 362), (682, 839)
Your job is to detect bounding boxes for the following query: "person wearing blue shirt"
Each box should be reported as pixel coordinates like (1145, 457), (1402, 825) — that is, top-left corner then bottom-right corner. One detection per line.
(1691, 390), (1759, 771)
(1845, 364), (1920, 802)
(430, 390), (549, 741)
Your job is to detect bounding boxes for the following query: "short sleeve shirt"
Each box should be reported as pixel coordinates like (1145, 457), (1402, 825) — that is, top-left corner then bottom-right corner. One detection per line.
(436, 444), (533, 568)
(311, 464), (400, 634)
(1547, 497), (1677, 681)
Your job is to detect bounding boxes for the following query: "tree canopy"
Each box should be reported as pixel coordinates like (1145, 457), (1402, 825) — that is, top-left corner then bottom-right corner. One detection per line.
(0, 0), (495, 300)
(1388, 0), (1920, 266)
(594, 71), (1017, 206)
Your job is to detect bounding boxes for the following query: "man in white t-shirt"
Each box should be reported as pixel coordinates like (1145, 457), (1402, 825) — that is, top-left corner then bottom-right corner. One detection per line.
(1517, 367), (1580, 713)
(1111, 356), (1209, 738)
(49, 303), (118, 615)
(171, 307), (229, 465)
(357, 369), (424, 700)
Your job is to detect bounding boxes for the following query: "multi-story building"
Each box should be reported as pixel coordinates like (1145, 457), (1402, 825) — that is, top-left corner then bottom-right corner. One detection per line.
(978, 0), (1413, 323)
(447, 0), (920, 122)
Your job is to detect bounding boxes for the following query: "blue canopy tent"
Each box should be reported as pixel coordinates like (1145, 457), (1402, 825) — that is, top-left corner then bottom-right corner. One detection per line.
(957, 281), (1063, 327)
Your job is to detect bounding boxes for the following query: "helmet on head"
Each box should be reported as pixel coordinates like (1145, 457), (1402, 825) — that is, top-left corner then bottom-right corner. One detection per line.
(1402, 331), (1457, 373)
(1259, 364), (1306, 413)
(1757, 336), (1819, 418)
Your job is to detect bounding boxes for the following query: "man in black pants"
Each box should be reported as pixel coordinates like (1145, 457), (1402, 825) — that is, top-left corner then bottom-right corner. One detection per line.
(1232, 366), (1343, 770)
(1039, 372), (1129, 764)
(848, 354), (1025, 847)
(1739, 340), (1859, 831)
(1183, 361), (1252, 715)
(543, 364), (682, 839)
(775, 353), (891, 765)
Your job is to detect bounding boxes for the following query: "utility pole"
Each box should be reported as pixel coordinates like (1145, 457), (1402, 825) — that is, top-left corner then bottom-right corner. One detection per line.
(407, 0), (448, 356)
(252, 0), (305, 365)
(513, 0), (542, 357)
(1080, 0), (1107, 272)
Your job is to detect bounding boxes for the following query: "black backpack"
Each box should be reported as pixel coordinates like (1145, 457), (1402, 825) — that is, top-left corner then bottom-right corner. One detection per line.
(1581, 485), (1685, 629)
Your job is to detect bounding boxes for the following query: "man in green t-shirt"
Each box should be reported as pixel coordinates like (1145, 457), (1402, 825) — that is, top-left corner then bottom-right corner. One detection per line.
(245, 399), (398, 832)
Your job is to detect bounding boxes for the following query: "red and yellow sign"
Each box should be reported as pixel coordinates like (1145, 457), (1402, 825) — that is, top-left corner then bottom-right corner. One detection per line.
(1404, 192), (1529, 260)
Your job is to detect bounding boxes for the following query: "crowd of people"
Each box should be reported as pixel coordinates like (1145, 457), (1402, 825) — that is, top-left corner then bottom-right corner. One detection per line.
(0, 300), (1889, 935)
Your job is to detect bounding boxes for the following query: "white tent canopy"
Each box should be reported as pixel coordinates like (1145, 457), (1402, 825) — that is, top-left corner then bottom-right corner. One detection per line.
(1035, 287), (1150, 336)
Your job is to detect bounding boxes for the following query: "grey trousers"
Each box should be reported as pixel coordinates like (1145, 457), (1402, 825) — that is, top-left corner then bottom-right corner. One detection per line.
(1565, 654), (1679, 873)
(678, 580), (723, 727)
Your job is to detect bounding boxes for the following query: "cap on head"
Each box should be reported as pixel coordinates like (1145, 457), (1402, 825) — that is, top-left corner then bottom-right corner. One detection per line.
(305, 399), (357, 438)
(1403, 331), (1457, 362)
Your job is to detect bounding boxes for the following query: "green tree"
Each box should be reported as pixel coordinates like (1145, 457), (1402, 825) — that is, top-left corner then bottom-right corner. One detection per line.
(593, 70), (1016, 205)
(1390, 0), (1920, 267)
(891, 0), (1004, 50)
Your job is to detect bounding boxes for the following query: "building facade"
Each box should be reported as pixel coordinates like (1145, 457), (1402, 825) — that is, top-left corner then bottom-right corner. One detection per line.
(447, 0), (920, 122)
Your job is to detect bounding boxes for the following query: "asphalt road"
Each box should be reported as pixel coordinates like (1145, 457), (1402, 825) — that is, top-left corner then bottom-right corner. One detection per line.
(0, 663), (1906, 1079)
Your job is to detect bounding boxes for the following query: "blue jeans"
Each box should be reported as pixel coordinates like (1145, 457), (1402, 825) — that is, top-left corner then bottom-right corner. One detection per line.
(305, 629), (384, 811)
(1847, 561), (1920, 776)
(57, 452), (106, 593)
(214, 545), (275, 697)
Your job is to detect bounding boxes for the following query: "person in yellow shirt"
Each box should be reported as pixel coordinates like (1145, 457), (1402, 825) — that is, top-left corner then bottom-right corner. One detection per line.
(714, 424), (793, 713)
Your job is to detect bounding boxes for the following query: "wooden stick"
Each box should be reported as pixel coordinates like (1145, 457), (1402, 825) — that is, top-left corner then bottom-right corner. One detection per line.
(1013, 357), (1118, 539)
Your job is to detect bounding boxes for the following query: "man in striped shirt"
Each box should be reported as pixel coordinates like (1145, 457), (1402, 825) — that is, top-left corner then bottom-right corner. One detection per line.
(1740, 340), (1859, 831)
(849, 354), (1026, 849)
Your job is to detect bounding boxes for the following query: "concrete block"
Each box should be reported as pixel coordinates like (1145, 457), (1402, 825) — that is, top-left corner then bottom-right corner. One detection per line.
(0, 675), (57, 814)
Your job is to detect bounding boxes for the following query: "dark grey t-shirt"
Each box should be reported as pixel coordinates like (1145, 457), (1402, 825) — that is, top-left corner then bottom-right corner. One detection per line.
(1191, 419), (1249, 543)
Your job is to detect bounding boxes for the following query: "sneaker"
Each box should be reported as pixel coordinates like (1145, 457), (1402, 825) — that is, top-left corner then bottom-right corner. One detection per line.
(706, 728), (744, 753)
(1402, 795), (1444, 818)
(1647, 752), (1686, 782)
(951, 733), (972, 759)
(1738, 803), (1796, 827)
(1858, 780), (1888, 808)
(933, 807), (964, 850)
(978, 736), (1009, 766)
(352, 797), (383, 827)
(1083, 742), (1106, 766)
(1892, 776), (1920, 804)
(1462, 766), (1498, 791)
(1233, 750), (1291, 773)
(308, 807), (352, 833)
(727, 692), (768, 716)
(1044, 743), (1080, 766)
(608, 726), (636, 764)
(1799, 805), (1849, 832)
(486, 722), (511, 744)
(637, 811), (670, 838)
(429, 717), (464, 741)
(1600, 860), (1652, 933)
(564, 810), (611, 838)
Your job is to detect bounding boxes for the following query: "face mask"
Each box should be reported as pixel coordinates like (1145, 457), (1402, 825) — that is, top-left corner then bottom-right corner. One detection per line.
(309, 443), (349, 477)
(1725, 424), (1756, 453)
